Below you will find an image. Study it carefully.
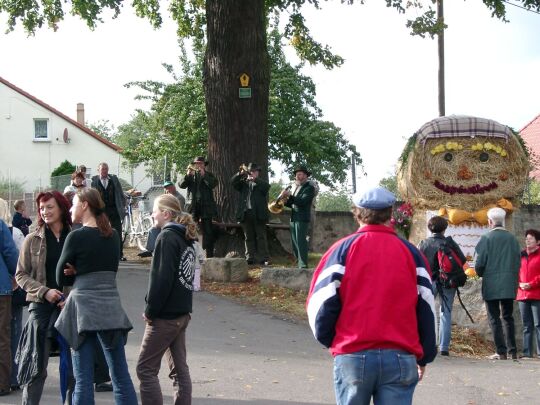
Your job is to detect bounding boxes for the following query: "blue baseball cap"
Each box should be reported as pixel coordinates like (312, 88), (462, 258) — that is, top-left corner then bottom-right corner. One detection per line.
(352, 187), (396, 210)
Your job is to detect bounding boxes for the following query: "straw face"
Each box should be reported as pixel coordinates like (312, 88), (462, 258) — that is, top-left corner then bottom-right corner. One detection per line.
(398, 130), (529, 211)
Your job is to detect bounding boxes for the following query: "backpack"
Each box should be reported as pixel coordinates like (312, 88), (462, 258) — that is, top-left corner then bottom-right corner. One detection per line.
(435, 240), (474, 323)
(437, 242), (467, 289)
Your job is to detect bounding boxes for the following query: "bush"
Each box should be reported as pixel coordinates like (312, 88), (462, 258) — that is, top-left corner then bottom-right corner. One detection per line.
(51, 160), (76, 177)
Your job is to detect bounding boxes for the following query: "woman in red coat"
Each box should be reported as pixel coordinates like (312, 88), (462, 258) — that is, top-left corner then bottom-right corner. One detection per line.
(517, 229), (540, 358)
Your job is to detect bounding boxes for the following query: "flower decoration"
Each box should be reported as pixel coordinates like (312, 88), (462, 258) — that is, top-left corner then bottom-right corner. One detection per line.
(430, 141), (464, 155)
(391, 202), (414, 239)
(471, 142), (507, 157)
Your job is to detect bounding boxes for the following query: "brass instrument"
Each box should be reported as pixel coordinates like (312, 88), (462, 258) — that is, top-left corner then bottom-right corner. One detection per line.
(186, 164), (199, 175)
(239, 163), (250, 176)
(268, 185), (292, 214)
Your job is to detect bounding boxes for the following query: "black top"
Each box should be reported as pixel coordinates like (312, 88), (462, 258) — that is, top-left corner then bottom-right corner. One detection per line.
(13, 212), (32, 236)
(45, 226), (69, 290)
(145, 223), (195, 320)
(56, 226), (120, 288)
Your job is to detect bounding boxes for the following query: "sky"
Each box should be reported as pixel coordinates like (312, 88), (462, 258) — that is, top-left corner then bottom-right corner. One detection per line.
(1, 1), (539, 191)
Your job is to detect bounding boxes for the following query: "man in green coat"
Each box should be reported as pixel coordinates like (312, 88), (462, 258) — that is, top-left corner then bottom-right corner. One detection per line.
(231, 163), (270, 265)
(282, 166), (316, 269)
(179, 156), (218, 257)
(475, 207), (521, 360)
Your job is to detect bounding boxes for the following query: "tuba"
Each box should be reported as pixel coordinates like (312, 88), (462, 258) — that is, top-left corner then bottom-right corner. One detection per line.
(268, 185), (292, 214)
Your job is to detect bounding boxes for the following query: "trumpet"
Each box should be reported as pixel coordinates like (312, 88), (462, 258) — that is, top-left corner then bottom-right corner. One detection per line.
(239, 164), (249, 175)
(186, 164), (199, 175)
(268, 185), (292, 214)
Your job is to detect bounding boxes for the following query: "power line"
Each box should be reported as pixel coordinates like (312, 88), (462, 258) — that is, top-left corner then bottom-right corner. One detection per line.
(501, 0), (540, 15)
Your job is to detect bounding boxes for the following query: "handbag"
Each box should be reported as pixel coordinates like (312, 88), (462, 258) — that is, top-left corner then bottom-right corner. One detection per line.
(12, 287), (30, 307)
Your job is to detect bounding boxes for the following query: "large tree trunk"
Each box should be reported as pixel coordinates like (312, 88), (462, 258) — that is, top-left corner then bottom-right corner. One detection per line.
(204, 0), (270, 226)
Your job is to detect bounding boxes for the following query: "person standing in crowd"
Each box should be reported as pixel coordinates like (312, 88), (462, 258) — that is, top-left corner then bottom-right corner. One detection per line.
(0, 217), (18, 397)
(281, 165), (315, 268)
(138, 181), (186, 258)
(0, 199), (25, 393)
(91, 162), (127, 261)
(12, 200), (32, 237)
(77, 165), (90, 187)
(418, 216), (467, 356)
(15, 191), (74, 404)
(306, 187), (436, 405)
(137, 194), (197, 405)
(516, 229), (540, 358)
(231, 163), (270, 265)
(179, 156), (218, 258)
(54, 188), (137, 405)
(64, 171), (87, 196)
(475, 207), (521, 360)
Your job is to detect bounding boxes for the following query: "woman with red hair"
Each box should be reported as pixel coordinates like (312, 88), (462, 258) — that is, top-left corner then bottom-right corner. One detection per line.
(15, 190), (74, 405)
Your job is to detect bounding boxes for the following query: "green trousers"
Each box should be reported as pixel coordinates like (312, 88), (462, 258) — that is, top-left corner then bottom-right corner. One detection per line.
(290, 221), (309, 268)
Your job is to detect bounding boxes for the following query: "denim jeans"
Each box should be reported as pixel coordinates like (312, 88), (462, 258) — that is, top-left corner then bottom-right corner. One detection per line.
(333, 349), (419, 405)
(71, 332), (138, 405)
(433, 283), (456, 352)
(10, 304), (23, 386)
(518, 300), (540, 356)
(485, 299), (516, 355)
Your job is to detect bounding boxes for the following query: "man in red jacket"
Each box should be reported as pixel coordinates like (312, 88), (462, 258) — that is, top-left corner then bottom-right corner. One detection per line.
(306, 187), (436, 405)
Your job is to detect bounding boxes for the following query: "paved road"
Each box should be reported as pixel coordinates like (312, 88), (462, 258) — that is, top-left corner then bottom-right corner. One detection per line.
(1, 262), (540, 404)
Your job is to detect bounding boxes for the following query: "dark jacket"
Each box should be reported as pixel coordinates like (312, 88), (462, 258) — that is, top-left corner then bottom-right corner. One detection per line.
(90, 174), (126, 220)
(179, 171), (218, 219)
(475, 227), (521, 300)
(0, 219), (18, 295)
(12, 212), (32, 236)
(418, 234), (467, 281)
(284, 181), (315, 222)
(144, 223), (195, 320)
(231, 173), (270, 222)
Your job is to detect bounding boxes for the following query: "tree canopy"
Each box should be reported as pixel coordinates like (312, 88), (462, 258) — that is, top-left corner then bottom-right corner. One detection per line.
(117, 28), (359, 188)
(3, 0), (538, 51)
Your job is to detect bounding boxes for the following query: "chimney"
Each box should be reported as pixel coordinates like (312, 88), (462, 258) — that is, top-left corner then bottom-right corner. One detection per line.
(76, 103), (85, 125)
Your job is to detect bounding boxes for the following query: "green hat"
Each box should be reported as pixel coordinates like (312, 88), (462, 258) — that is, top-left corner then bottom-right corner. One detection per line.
(163, 181), (174, 188)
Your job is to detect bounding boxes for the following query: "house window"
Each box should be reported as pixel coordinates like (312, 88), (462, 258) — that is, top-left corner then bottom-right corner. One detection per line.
(34, 119), (49, 141)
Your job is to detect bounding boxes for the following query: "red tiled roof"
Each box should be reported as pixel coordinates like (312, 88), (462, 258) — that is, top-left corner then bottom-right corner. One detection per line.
(0, 76), (121, 152)
(520, 113), (540, 179)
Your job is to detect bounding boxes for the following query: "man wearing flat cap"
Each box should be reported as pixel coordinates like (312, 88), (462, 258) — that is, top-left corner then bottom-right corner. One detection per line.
(306, 187), (436, 405)
(231, 163), (270, 265)
(475, 207), (521, 360)
(179, 156), (218, 257)
(281, 165), (316, 269)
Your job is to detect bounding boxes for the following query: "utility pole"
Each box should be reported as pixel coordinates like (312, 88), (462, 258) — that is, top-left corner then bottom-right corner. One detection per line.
(351, 155), (357, 194)
(437, 0), (445, 117)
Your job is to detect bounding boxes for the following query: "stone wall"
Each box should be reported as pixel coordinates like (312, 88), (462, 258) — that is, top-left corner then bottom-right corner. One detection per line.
(275, 205), (540, 255)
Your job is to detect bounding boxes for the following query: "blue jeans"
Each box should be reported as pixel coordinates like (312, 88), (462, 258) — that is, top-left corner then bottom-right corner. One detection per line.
(145, 227), (161, 252)
(333, 349), (419, 405)
(518, 300), (540, 356)
(10, 304), (23, 386)
(433, 283), (456, 352)
(71, 332), (138, 405)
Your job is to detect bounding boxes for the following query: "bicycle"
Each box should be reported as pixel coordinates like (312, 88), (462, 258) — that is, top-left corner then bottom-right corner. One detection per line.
(122, 193), (153, 251)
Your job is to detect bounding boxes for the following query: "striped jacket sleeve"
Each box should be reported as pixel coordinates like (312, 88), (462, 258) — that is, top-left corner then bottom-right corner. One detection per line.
(404, 240), (437, 365)
(306, 234), (360, 348)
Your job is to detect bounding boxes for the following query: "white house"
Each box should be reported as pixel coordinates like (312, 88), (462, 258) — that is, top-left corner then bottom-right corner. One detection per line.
(0, 76), (153, 193)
